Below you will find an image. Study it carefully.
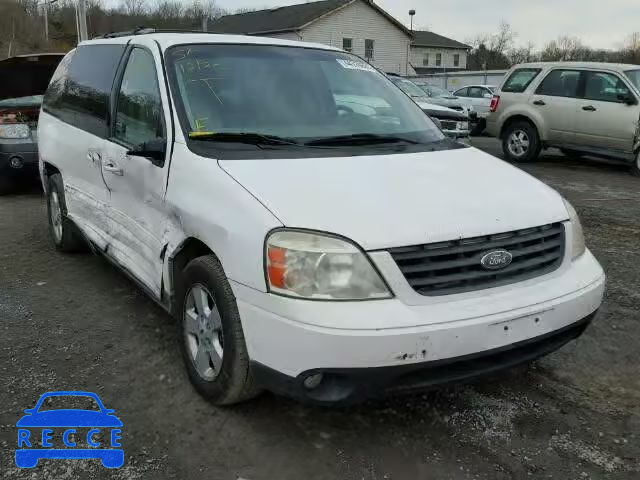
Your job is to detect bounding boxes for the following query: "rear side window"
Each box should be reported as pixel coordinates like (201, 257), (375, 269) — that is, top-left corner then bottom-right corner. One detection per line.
(502, 68), (541, 93)
(535, 69), (581, 98)
(43, 44), (125, 138)
(584, 71), (633, 103)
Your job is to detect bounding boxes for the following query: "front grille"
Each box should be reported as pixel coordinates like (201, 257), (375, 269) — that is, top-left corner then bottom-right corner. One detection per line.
(440, 120), (458, 130)
(387, 223), (565, 296)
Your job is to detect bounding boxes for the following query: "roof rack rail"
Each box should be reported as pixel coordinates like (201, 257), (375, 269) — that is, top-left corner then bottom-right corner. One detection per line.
(95, 28), (226, 40)
(96, 26), (156, 39)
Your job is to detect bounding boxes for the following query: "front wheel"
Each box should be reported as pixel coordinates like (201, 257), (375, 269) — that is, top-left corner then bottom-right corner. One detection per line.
(502, 121), (542, 163)
(177, 255), (260, 405)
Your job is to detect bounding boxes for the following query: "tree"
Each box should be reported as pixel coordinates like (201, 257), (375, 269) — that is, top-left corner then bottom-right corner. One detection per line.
(466, 20), (515, 70)
(119, 0), (147, 17)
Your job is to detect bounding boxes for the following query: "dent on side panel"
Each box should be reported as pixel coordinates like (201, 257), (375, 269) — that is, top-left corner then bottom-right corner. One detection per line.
(160, 143), (283, 296)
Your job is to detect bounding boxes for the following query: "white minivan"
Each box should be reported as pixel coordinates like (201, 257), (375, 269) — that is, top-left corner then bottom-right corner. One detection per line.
(38, 32), (605, 405)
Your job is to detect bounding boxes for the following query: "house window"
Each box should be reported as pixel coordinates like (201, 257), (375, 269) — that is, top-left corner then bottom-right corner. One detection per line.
(454, 54), (460, 67)
(435, 53), (442, 66)
(422, 54), (429, 66)
(365, 39), (374, 61)
(342, 38), (353, 53)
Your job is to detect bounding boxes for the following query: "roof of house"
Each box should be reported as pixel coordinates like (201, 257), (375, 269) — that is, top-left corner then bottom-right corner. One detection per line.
(412, 30), (471, 50)
(209, 0), (411, 36)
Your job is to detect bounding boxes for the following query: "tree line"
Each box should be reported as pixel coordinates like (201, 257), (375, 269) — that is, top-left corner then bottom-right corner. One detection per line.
(467, 21), (640, 70)
(0, 0), (227, 57)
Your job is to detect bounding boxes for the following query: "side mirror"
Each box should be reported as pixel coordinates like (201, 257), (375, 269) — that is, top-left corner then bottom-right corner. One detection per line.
(127, 138), (166, 166)
(618, 93), (637, 105)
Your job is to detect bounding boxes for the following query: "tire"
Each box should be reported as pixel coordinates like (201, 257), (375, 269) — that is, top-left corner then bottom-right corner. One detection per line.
(177, 255), (260, 405)
(470, 118), (486, 136)
(46, 173), (86, 252)
(0, 175), (14, 195)
(631, 150), (640, 177)
(560, 148), (584, 159)
(502, 120), (542, 163)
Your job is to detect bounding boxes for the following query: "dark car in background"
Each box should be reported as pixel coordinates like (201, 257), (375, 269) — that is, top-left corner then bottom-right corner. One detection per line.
(0, 54), (64, 194)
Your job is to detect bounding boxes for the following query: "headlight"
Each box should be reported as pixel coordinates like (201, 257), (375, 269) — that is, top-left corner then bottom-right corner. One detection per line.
(563, 199), (586, 260)
(456, 121), (469, 131)
(265, 230), (392, 300)
(0, 124), (30, 139)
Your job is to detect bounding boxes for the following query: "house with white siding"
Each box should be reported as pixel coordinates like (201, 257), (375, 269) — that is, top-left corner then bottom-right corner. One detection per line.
(210, 0), (415, 75)
(410, 31), (471, 75)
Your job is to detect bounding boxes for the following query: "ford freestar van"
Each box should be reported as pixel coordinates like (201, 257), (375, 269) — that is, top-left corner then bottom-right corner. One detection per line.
(38, 31), (605, 405)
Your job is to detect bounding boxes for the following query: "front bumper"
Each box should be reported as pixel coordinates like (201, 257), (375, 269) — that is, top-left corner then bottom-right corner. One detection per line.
(234, 250), (604, 404)
(251, 311), (596, 405)
(0, 140), (38, 177)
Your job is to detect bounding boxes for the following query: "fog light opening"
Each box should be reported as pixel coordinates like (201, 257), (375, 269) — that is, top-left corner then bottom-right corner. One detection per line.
(303, 373), (324, 390)
(9, 156), (24, 169)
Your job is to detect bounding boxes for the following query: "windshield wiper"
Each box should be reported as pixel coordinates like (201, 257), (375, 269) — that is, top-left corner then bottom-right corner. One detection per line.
(188, 132), (300, 146)
(305, 133), (420, 146)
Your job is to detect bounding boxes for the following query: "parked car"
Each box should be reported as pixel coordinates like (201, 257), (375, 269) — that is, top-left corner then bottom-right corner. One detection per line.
(39, 32), (605, 406)
(486, 62), (640, 175)
(388, 76), (470, 139)
(452, 84), (497, 116)
(412, 82), (465, 110)
(0, 54), (64, 194)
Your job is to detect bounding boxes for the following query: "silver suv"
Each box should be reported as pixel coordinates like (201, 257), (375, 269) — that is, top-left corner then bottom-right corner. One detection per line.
(486, 62), (640, 175)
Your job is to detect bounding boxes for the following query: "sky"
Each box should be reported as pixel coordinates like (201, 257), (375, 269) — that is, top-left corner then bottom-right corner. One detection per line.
(104, 0), (640, 50)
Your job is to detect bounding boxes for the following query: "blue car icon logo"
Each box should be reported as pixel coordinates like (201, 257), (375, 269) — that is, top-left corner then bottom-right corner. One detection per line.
(15, 391), (123, 469)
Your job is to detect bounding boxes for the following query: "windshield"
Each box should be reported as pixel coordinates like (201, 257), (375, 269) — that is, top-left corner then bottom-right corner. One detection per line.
(166, 44), (442, 148)
(424, 85), (451, 98)
(391, 78), (428, 98)
(625, 70), (640, 91)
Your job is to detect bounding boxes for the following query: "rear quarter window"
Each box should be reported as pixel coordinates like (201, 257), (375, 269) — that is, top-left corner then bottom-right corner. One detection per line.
(502, 68), (542, 93)
(43, 44), (125, 138)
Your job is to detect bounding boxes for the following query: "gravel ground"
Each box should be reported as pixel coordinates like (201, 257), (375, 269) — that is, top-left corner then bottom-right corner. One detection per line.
(0, 139), (638, 479)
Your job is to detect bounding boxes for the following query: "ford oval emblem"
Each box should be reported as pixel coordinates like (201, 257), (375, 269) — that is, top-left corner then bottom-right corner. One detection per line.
(480, 249), (513, 270)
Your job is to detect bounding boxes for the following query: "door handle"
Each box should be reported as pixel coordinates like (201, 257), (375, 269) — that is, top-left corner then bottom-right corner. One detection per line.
(103, 162), (123, 176)
(533, 99), (546, 106)
(582, 105), (597, 112)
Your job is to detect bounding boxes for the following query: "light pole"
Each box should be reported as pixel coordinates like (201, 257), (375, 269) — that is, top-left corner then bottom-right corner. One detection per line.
(407, 9), (415, 76)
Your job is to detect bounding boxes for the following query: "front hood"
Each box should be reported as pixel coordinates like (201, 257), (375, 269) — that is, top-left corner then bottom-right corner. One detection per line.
(219, 148), (569, 250)
(0, 54), (64, 101)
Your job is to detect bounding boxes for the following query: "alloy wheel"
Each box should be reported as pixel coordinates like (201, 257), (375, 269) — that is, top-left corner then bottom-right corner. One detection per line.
(50, 191), (63, 243)
(183, 284), (224, 381)
(507, 130), (530, 157)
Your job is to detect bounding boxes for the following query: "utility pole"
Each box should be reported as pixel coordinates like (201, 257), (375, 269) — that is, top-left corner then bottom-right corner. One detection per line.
(76, 0), (88, 43)
(8, 17), (15, 57)
(39, 0), (59, 43)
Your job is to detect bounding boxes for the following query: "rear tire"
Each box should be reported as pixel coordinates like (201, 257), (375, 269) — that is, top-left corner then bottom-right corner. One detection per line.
(177, 255), (260, 405)
(502, 121), (542, 163)
(631, 150), (640, 177)
(46, 174), (86, 252)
